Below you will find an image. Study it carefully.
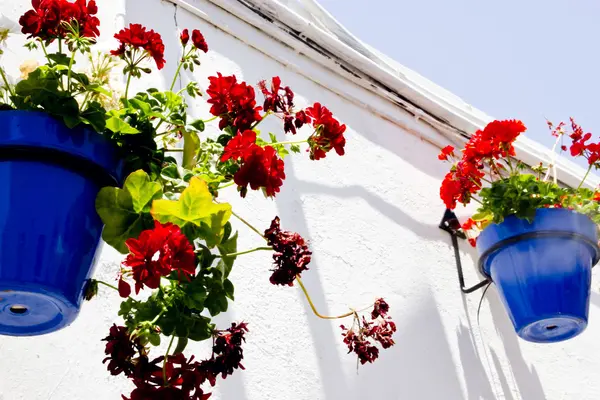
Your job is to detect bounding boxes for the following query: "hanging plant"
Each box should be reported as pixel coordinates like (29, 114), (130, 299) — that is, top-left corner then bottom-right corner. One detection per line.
(439, 119), (600, 343)
(0, 0), (396, 398)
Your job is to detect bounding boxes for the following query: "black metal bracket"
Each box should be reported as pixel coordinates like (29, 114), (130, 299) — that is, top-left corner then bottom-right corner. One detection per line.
(439, 209), (490, 294)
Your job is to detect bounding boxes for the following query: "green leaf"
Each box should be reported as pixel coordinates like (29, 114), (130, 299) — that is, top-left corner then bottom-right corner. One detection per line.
(80, 101), (106, 132)
(290, 144), (301, 153)
(106, 115), (140, 134)
(47, 52), (72, 66)
(189, 119), (205, 132)
(216, 231), (237, 279)
(128, 97), (153, 115)
(269, 132), (277, 143)
(95, 170), (159, 253)
(223, 279), (234, 301)
(173, 337), (188, 354)
(86, 84), (112, 98)
(151, 177), (232, 246)
(182, 130), (200, 170)
(124, 170), (163, 213)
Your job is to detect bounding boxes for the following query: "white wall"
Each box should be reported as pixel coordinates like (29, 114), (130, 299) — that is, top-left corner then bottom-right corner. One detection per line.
(2, 1), (600, 399)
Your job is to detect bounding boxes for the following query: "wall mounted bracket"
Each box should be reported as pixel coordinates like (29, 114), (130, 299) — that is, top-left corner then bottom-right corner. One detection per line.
(439, 209), (490, 294)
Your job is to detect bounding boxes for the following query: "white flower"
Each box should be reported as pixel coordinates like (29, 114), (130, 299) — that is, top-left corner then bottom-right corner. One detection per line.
(0, 13), (19, 52)
(19, 60), (39, 79)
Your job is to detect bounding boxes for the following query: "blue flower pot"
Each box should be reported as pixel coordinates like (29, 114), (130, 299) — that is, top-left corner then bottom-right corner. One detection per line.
(0, 111), (122, 336)
(477, 208), (599, 343)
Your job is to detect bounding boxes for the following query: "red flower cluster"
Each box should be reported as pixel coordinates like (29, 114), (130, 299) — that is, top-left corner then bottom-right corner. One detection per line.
(121, 221), (196, 295)
(304, 102), (347, 160)
(179, 29), (209, 53)
(566, 118), (600, 166)
(341, 299), (396, 365)
(440, 120), (526, 209)
(263, 216), (312, 286)
(105, 323), (248, 400)
(111, 24), (166, 70)
(438, 145), (455, 161)
(258, 76), (305, 134)
(221, 130), (286, 197)
(207, 73), (262, 132)
(19, 0), (100, 41)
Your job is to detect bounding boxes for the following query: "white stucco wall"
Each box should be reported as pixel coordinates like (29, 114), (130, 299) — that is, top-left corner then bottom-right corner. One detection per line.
(2, 1), (600, 399)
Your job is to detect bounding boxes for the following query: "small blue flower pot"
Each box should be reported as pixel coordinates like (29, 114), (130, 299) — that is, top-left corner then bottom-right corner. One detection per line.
(0, 111), (122, 336)
(478, 208), (599, 343)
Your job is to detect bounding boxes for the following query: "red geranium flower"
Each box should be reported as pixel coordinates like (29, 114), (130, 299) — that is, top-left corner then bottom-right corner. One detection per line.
(233, 145), (285, 198)
(305, 102), (346, 160)
(264, 216), (312, 286)
(102, 325), (141, 377)
(192, 29), (208, 52)
(220, 130), (257, 162)
(111, 23), (166, 70)
(122, 221), (196, 293)
(19, 0), (100, 41)
(438, 145), (455, 161)
(206, 73), (262, 132)
(180, 28), (189, 45)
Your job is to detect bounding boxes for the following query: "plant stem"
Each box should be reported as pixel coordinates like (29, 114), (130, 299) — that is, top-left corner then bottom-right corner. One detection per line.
(58, 39), (63, 54)
(96, 280), (119, 292)
(215, 247), (272, 258)
(124, 72), (132, 99)
(66, 50), (76, 90)
(296, 276), (356, 320)
(203, 115), (219, 123)
(166, 148), (184, 152)
(578, 165), (592, 190)
(471, 197), (484, 205)
(268, 140), (308, 146)
(0, 67), (14, 97)
(40, 41), (52, 65)
(163, 335), (176, 385)
(151, 309), (166, 325)
(250, 111), (271, 130)
(217, 181), (236, 190)
(169, 59), (184, 92)
(231, 210), (267, 241)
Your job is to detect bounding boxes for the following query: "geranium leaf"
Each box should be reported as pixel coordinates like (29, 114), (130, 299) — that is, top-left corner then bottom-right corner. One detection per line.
(216, 231), (238, 279)
(124, 170), (163, 213)
(151, 177), (232, 247)
(182, 129), (200, 170)
(95, 170), (159, 253)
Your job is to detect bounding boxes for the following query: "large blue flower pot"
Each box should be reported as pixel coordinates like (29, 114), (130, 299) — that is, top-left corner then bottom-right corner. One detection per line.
(478, 208), (599, 343)
(0, 111), (121, 336)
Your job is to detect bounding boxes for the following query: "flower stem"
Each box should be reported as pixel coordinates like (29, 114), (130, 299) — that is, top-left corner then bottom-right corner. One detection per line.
(96, 280), (119, 292)
(268, 140), (308, 146)
(58, 39), (63, 54)
(66, 50), (76, 91)
(40, 41), (52, 65)
(231, 210), (267, 242)
(296, 276), (356, 320)
(163, 335), (176, 385)
(217, 181), (236, 190)
(0, 67), (14, 97)
(169, 60), (184, 92)
(151, 309), (166, 325)
(250, 111), (272, 130)
(124, 72), (132, 99)
(578, 165), (592, 190)
(165, 148), (184, 152)
(215, 247), (272, 258)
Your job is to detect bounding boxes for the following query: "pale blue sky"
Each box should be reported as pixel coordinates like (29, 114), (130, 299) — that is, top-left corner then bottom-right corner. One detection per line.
(319, 0), (600, 154)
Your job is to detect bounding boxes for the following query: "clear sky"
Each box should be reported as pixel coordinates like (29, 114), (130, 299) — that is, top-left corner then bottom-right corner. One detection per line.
(318, 0), (600, 155)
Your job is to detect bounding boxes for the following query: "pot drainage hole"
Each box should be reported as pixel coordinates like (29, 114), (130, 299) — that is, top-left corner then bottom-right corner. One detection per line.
(9, 305), (28, 315)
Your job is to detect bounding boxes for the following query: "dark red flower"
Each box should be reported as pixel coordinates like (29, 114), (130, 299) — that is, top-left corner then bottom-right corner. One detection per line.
(180, 28), (189, 45)
(19, 0), (100, 41)
(123, 221), (196, 293)
(341, 325), (379, 365)
(468, 238), (477, 247)
(210, 322), (249, 379)
(118, 277), (131, 298)
(438, 145), (455, 161)
(340, 303), (396, 365)
(102, 325), (140, 377)
(111, 24), (166, 70)
(461, 218), (476, 231)
(305, 102), (346, 160)
(220, 130), (257, 162)
(192, 29), (208, 52)
(258, 77), (297, 134)
(263, 217), (311, 286)
(371, 298), (390, 319)
(206, 73), (262, 132)
(233, 145), (285, 198)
